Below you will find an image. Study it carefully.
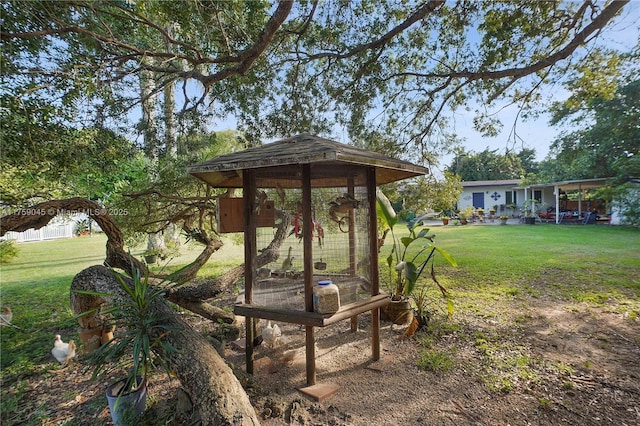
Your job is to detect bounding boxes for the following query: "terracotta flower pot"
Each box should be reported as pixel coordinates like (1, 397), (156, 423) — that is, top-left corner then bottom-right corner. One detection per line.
(101, 326), (115, 345)
(381, 299), (414, 325)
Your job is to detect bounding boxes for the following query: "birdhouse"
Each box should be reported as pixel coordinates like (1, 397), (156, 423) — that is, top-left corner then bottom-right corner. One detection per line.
(188, 134), (427, 391)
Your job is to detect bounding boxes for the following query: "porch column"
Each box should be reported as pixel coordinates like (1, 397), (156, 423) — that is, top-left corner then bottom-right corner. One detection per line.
(554, 185), (560, 224)
(578, 184), (583, 218)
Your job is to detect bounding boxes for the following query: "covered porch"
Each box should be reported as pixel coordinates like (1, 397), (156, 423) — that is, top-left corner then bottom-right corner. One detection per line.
(525, 178), (610, 224)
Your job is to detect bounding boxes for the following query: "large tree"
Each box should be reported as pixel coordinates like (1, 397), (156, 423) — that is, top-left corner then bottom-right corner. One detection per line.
(1, 0), (634, 421)
(446, 147), (529, 181)
(1, 1), (631, 157)
(540, 77), (640, 183)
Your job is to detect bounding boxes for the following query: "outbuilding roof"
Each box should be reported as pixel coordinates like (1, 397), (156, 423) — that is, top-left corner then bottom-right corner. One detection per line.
(461, 179), (522, 188)
(528, 177), (610, 191)
(187, 133), (428, 188)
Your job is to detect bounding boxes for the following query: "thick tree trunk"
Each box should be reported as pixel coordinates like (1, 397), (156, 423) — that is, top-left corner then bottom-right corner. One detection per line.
(1, 197), (290, 323)
(2, 197), (293, 422)
(70, 265), (261, 425)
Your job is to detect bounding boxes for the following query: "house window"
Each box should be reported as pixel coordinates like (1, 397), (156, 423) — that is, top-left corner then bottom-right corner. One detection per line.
(506, 191), (517, 205)
(534, 190), (542, 203)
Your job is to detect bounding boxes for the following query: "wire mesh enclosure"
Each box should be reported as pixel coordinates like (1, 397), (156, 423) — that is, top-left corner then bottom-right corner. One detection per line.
(251, 184), (372, 311)
(188, 134), (428, 387)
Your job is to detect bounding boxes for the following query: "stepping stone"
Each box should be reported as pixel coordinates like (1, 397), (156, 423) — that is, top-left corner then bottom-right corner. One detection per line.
(298, 383), (340, 402)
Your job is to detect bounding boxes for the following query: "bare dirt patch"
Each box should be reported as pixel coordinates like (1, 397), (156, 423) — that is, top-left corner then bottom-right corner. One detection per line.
(3, 295), (639, 425)
(239, 299), (640, 426)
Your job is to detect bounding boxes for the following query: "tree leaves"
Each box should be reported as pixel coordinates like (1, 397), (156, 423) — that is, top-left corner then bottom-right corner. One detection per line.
(2, 0), (631, 164)
(541, 78), (640, 182)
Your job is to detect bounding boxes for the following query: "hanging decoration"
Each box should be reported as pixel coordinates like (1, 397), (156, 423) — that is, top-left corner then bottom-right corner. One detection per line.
(328, 193), (360, 233)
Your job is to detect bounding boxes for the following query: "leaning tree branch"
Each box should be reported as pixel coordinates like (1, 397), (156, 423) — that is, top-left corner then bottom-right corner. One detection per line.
(0, 197), (146, 275)
(390, 0), (628, 83)
(0, 197), (222, 285)
(1, 197), (293, 325)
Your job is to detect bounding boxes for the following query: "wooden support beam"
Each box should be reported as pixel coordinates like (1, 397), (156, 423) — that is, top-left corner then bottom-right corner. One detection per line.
(302, 164), (315, 386)
(243, 170), (257, 374)
(234, 294), (390, 327)
(367, 166), (381, 361)
(305, 326), (315, 386)
(347, 178), (357, 277)
(348, 177), (358, 332)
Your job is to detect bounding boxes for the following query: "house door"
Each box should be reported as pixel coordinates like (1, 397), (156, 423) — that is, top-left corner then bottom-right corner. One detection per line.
(473, 192), (484, 209)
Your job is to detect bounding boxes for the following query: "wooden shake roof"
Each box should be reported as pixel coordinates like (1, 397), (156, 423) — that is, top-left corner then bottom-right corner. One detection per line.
(187, 133), (428, 188)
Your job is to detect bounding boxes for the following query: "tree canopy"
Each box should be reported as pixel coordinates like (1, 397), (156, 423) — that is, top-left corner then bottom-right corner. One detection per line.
(1, 0), (630, 166)
(445, 147), (534, 181)
(540, 77), (640, 184)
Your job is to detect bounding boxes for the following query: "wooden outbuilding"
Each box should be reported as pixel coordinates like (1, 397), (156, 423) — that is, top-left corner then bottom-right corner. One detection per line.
(187, 133), (427, 393)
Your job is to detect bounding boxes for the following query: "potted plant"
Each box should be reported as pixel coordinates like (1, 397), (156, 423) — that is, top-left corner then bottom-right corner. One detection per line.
(458, 206), (474, 225)
(74, 218), (91, 236)
(522, 200), (539, 224)
(441, 216), (450, 226)
(499, 215), (509, 225)
(489, 205), (497, 222)
(142, 248), (164, 264)
(77, 264), (178, 426)
(376, 190), (457, 325)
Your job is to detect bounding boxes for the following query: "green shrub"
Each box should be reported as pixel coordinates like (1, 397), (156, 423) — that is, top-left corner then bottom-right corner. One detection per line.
(0, 240), (19, 264)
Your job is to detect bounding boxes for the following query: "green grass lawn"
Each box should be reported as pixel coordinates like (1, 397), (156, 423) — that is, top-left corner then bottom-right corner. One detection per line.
(380, 223), (639, 317)
(0, 233), (245, 376)
(2, 224), (639, 378)
(439, 224), (640, 302)
(1, 235), (111, 375)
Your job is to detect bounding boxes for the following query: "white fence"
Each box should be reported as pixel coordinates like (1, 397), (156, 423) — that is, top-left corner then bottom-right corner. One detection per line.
(2, 214), (88, 242)
(5, 222), (75, 242)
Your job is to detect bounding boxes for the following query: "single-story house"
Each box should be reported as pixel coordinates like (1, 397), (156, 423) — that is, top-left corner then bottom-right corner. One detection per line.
(458, 179), (524, 216)
(459, 178), (619, 224)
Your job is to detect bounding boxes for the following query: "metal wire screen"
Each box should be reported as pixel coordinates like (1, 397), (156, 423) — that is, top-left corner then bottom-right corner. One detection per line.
(252, 184), (372, 311)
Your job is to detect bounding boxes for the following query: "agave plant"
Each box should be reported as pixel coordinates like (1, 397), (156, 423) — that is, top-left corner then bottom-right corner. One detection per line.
(75, 263), (180, 394)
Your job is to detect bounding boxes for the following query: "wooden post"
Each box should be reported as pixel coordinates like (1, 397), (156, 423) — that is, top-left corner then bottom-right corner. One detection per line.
(302, 164), (316, 385)
(243, 170), (257, 374)
(348, 178), (358, 332)
(367, 167), (381, 361)
(348, 177), (357, 277)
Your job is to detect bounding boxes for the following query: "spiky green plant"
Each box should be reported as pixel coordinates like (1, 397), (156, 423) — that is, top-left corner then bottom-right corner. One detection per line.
(75, 264), (181, 394)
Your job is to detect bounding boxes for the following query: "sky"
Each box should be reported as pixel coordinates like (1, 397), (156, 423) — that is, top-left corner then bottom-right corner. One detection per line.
(207, 2), (639, 171)
(444, 2), (639, 164)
